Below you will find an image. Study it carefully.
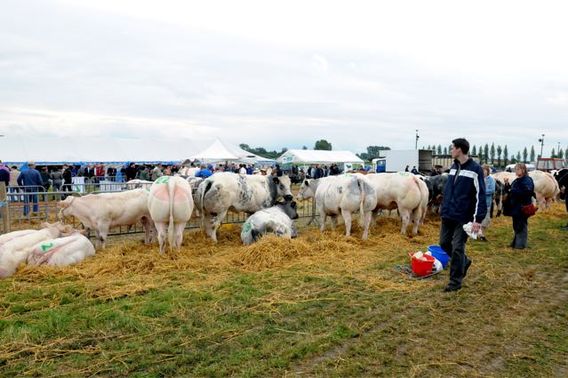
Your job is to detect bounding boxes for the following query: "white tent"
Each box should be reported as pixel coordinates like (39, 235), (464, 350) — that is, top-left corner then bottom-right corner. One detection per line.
(277, 149), (364, 165)
(0, 136), (202, 164)
(189, 139), (275, 164)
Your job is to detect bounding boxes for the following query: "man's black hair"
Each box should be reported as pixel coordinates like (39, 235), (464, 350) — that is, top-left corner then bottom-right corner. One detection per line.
(452, 138), (470, 155)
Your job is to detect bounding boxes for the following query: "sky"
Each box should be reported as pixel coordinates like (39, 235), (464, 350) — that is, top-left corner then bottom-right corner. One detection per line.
(1, 0), (567, 159)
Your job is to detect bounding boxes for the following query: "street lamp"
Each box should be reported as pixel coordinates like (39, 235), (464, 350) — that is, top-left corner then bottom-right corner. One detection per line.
(415, 129), (419, 150)
(538, 134), (545, 158)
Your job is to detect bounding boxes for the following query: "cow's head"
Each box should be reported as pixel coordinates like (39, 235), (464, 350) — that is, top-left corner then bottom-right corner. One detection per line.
(57, 196), (76, 220)
(272, 175), (293, 201)
(277, 198), (299, 220)
(297, 179), (316, 201)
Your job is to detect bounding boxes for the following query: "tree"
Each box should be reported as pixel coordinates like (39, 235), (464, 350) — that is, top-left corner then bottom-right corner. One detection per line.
(478, 149), (483, 163)
(302, 145), (308, 150)
(551, 148), (556, 158)
(558, 148), (564, 159)
(484, 144), (489, 163)
(239, 143), (251, 152)
(503, 145), (509, 166)
(496, 145), (502, 167)
(366, 146), (390, 159)
(314, 140), (332, 150)
(523, 147), (528, 163)
(437, 145), (442, 155)
(472, 145), (477, 156)
(530, 145), (535, 162)
(443, 146), (448, 155)
(490, 143), (495, 164)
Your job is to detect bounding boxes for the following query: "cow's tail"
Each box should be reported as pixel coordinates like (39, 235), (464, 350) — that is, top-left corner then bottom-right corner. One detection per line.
(241, 219), (254, 245)
(356, 176), (369, 226)
(413, 175), (428, 224)
(167, 178), (175, 252)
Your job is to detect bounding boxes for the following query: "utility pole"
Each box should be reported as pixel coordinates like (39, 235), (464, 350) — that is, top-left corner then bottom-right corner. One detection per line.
(538, 134), (545, 158)
(415, 129), (419, 150)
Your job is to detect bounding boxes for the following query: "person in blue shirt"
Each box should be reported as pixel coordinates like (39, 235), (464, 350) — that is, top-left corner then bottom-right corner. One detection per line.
(478, 164), (495, 241)
(17, 161), (43, 216)
(195, 164), (213, 179)
(439, 138), (486, 292)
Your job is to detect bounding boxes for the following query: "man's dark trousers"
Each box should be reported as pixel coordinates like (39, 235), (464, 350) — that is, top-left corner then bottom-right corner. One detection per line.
(440, 218), (470, 288)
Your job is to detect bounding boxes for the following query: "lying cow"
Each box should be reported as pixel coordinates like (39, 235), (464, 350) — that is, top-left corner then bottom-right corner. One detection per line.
(148, 176), (194, 254)
(241, 199), (299, 245)
(0, 223), (73, 278)
(366, 172), (429, 236)
(196, 173), (293, 242)
(0, 229), (37, 248)
(27, 232), (95, 267)
(297, 174), (377, 240)
(58, 189), (154, 249)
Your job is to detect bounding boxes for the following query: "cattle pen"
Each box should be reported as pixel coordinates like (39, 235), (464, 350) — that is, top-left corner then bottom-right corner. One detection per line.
(0, 185), (567, 376)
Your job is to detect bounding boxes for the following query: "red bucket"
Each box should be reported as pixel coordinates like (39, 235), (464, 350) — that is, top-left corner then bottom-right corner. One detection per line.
(410, 253), (435, 276)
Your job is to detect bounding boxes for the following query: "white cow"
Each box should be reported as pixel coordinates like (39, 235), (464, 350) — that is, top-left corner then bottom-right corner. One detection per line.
(58, 189), (154, 249)
(0, 230), (38, 248)
(124, 179), (154, 190)
(0, 223), (72, 278)
(147, 176), (194, 254)
(365, 172), (429, 236)
(241, 199), (299, 245)
(297, 174), (377, 240)
(27, 233), (95, 267)
(196, 173), (293, 242)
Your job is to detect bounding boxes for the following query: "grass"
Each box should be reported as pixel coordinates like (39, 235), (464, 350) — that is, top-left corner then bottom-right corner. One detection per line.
(0, 204), (567, 377)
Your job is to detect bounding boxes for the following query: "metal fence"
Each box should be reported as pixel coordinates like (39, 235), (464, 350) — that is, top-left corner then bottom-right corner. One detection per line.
(0, 182), (315, 237)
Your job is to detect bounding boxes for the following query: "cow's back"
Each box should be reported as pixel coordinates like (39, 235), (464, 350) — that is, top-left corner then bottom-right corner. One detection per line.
(148, 176), (193, 223)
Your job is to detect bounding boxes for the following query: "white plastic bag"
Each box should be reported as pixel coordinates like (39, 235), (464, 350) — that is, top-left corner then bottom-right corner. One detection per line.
(462, 222), (478, 240)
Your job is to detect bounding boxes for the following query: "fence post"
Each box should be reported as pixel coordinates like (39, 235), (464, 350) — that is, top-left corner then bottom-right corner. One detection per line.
(0, 182), (9, 234)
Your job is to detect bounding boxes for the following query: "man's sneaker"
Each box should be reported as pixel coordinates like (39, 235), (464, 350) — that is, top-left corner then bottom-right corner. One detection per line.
(463, 259), (472, 278)
(443, 285), (462, 293)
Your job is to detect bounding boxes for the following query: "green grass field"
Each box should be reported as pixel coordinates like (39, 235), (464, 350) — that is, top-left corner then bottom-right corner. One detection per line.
(1, 204), (567, 377)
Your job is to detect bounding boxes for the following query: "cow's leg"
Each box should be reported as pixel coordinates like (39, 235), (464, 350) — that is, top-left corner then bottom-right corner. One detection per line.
(154, 222), (168, 254)
(330, 215), (338, 230)
(319, 211), (327, 232)
(141, 216), (153, 244)
(361, 210), (372, 240)
(411, 207), (421, 235)
(211, 210), (227, 243)
(399, 209), (411, 236)
(97, 227), (109, 249)
(341, 209), (352, 237)
(203, 213), (215, 240)
(173, 222), (186, 249)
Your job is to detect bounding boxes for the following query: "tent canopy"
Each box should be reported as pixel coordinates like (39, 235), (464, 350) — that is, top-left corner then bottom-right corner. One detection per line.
(277, 149), (363, 165)
(0, 136), (200, 165)
(190, 139), (275, 164)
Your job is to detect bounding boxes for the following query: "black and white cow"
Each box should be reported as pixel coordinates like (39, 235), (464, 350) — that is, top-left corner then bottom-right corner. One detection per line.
(240, 199), (299, 245)
(195, 173), (293, 242)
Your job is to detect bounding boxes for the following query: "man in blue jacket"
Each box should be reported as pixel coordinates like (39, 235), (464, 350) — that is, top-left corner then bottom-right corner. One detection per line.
(17, 161), (44, 216)
(440, 138), (486, 292)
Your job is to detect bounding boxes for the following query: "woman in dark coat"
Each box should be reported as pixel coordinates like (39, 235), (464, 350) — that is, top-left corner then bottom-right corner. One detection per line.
(504, 163), (535, 249)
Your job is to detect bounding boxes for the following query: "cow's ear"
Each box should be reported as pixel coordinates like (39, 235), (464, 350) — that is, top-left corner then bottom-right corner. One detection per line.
(304, 180), (309, 186)
(272, 177), (280, 184)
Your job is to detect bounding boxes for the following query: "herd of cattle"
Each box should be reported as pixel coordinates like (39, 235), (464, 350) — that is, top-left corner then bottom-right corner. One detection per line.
(0, 168), (566, 278)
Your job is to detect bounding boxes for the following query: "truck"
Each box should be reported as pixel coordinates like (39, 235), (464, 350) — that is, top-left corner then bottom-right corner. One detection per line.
(372, 149), (433, 173)
(536, 157), (566, 172)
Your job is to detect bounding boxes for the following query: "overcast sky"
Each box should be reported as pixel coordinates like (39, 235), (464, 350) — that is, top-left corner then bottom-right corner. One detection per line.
(1, 0), (567, 157)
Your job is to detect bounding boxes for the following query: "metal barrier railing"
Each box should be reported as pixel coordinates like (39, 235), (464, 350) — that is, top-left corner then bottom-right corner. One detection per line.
(0, 183), (314, 237)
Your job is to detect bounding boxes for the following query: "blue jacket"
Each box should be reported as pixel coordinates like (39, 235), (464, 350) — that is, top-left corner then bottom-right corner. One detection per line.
(195, 168), (213, 179)
(17, 168), (43, 190)
(441, 158), (487, 224)
(507, 175), (535, 217)
(484, 175), (496, 208)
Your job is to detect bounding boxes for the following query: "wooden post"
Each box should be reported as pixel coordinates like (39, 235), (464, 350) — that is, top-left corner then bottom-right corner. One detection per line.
(0, 182), (9, 234)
